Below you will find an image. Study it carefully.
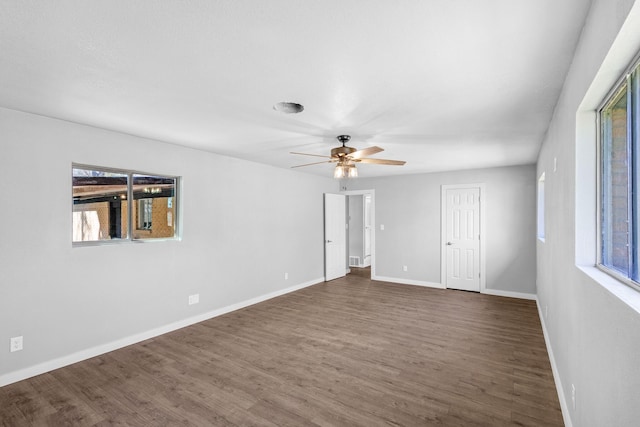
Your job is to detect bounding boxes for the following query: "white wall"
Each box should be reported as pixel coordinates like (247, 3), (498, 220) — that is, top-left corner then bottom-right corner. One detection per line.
(537, 0), (640, 426)
(0, 107), (335, 385)
(344, 165), (537, 296)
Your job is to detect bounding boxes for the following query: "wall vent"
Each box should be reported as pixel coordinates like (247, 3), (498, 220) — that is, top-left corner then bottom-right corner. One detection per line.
(349, 256), (360, 267)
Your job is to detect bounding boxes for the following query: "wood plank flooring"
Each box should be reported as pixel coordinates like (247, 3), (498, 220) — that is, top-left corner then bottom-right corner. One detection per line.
(0, 270), (563, 426)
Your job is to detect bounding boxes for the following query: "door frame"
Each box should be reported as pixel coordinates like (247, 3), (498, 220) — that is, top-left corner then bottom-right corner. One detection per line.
(341, 189), (376, 277)
(362, 194), (372, 268)
(440, 184), (486, 293)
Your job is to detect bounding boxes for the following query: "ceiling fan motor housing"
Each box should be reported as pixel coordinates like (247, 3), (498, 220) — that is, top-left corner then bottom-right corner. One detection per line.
(331, 145), (356, 158)
(332, 135), (356, 158)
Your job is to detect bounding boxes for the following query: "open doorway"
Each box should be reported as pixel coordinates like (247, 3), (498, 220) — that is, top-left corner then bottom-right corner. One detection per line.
(345, 190), (375, 279)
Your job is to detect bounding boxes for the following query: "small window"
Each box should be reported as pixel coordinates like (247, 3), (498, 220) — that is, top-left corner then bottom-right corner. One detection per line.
(137, 199), (153, 230)
(72, 167), (129, 242)
(72, 166), (178, 244)
(598, 57), (639, 289)
(537, 172), (545, 241)
(131, 174), (177, 240)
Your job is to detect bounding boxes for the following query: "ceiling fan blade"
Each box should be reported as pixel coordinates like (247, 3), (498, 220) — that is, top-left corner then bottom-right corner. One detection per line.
(291, 160), (337, 168)
(290, 151), (333, 159)
(350, 146), (384, 159)
(357, 158), (406, 166)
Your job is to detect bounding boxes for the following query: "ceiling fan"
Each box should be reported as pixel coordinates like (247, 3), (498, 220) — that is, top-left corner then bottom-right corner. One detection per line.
(290, 135), (406, 178)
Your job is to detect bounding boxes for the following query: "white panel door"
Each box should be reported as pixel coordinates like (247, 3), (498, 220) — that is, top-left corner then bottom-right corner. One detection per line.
(324, 193), (347, 281)
(445, 187), (480, 292)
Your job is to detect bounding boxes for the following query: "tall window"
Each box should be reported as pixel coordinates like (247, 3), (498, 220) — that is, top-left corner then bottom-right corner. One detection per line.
(137, 199), (153, 230)
(599, 58), (639, 289)
(72, 166), (179, 243)
(537, 172), (545, 241)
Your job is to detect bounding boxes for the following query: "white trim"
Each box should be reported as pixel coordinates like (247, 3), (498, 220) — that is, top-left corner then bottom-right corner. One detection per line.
(536, 297), (573, 427)
(0, 277), (324, 387)
(440, 183), (487, 292)
(373, 275), (535, 300)
(483, 288), (536, 300)
(372, 275), (445, 289)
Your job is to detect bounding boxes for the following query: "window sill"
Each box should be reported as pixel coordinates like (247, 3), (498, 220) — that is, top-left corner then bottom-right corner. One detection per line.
(73, 237), (179, 247)
(577, 265), (640, 315)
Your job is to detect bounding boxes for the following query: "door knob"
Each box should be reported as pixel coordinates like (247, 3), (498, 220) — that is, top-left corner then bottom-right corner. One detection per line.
(446, 242), (453, 245)
(326, 240), (333, 243)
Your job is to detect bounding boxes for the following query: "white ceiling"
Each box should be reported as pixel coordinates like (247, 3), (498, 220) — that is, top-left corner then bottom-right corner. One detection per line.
(0, 1), (591, 178)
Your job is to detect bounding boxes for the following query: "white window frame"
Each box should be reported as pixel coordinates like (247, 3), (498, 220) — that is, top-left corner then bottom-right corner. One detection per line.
(72, 164), (180, 245)
(597, 55), (640, 292)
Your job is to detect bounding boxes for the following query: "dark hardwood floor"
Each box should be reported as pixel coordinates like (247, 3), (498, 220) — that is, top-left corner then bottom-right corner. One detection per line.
(1, 271), (563, 426)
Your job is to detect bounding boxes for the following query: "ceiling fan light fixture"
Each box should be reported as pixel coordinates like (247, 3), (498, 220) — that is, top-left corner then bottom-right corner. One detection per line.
(273, 102), (304, 114)
(333, 162), (358, 179)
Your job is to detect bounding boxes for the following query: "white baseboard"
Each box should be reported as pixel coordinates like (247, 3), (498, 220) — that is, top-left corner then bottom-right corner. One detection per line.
(536, 297), (572, 427)
(482, 288), (536, 300)
(0, 277), (324, 387)
(372, 275), (445, 289)
(372, 276), (537, 301)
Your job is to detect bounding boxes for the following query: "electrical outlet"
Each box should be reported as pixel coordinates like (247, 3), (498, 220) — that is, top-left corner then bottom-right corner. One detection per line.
(380, 224), (385, 231)
(10, 336), (23, 352)
(285, 272), (289, 280)
(188, 294), (199, 305)
(403, 265), (408, 272)
(571, 384), (576, 410)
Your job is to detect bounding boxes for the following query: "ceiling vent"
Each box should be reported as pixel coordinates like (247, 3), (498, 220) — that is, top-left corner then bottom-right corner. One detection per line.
(273, 102), (304, 114)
